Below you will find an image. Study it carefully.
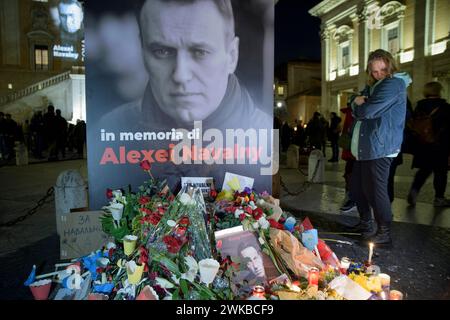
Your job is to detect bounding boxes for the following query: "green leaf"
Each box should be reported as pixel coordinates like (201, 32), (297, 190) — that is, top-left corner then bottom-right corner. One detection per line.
(172, 289), (180, 300)
(180, 279), (189, 298)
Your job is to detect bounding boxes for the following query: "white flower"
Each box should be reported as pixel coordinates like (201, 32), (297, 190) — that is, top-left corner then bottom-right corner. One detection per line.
(155, 277), (175, 289)
(124, 235), (138, 242)
(126, 260), (138, 273)
(198, 259), (220, 285)
(234, 209), (244, 219)
(258, 216), (270, 230)
(181, 256), (199, 282)
(97, 257), (110, 268)
(167, 220), (176, 227)
(171, 275), (180, 285)
(252, 222), (260, 230)
(184, 256), (199, 273)
(249, 201), (257, 210)
(112, 190), (122, 199)
(179, 193), (192, 205)
(109, 202), (124, 222)
(106, 242), (116, 250)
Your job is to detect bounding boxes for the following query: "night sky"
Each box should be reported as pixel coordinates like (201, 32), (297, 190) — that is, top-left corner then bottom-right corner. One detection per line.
(275, 0), (322, 67)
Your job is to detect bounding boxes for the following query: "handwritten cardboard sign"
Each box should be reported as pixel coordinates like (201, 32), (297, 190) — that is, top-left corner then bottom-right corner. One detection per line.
(59, 211), (109, 259)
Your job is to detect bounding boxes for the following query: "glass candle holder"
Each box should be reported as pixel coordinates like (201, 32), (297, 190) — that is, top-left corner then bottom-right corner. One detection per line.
(251, 285), (266, 298)
(340, 257), (351, 274)
(389, 290), (403, 300)
(308, 267), (320, 287)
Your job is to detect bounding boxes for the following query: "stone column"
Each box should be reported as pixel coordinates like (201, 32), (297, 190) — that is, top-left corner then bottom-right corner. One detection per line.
(412, 0), (428, 104)
(358, 8), (370, 91)
(320, 26), (331, 114)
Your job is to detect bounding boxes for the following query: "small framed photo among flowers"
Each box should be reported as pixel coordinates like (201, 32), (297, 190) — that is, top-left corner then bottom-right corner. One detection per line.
(215, 229), (278, 286)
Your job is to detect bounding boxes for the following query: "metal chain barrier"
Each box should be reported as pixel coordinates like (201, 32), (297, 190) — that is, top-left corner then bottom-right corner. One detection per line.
(0, 186), (54, 227)
(280, 157), (322, 196)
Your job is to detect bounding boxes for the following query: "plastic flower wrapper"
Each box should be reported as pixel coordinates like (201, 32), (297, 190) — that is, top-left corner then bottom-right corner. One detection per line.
(147, 185), (212, 262)
(24, 265), (37, 286)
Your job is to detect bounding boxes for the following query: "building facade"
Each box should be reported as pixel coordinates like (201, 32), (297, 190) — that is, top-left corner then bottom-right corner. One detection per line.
(0, 0), (85, 123)
(274, 60), (321, 125)
(310, 0), (450, 113)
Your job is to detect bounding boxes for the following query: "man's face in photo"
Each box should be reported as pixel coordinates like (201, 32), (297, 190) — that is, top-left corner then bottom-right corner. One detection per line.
(241, 246), (265, 278)
(140, 0), (239, 125)
(58, 2), (83, 34)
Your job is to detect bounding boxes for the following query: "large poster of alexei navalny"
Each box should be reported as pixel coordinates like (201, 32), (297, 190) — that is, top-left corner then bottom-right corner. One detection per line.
(85, 0), (275, 209)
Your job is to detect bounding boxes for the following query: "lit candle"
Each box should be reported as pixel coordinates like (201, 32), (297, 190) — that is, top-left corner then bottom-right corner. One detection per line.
(291, 281), (301, 292)
(340, 257), (351, 274)
(251, 285), (266, 299)
(389, 290), (403, 300)
(308, 267), (320, 287)
(368, 243), (374, 265)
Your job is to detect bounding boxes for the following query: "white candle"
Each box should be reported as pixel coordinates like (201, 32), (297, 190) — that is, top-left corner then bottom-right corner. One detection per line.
(368, 243), (374, 265)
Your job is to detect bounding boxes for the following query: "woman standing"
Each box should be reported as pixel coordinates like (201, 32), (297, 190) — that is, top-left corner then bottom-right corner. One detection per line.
(349, 49), (412, 247)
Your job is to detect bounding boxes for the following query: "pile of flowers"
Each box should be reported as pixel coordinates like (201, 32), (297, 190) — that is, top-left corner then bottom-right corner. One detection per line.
(23, 161), (405, 301)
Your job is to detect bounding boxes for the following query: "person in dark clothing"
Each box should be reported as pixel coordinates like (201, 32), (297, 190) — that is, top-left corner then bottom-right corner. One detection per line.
(407, 82), (450, 207)
(55, 109), (68, 159)
(328, 112), (342, 162)
(387, 99), (413, 203)
(67, 123), (76, 152)
(306, 112), (325, 152)
(293, 119), (306, 149)
(0, 112), (6, 160)
(43, 105), (58, 161)
(30, 111), (45, 159)
(4, 114), (17, 160)
(348, 49), (412, 247)
(320, 115), (328, 157)
(281, 121), (291, 152)
(339, 104), (357, 213)
(74, 119), (86, 156)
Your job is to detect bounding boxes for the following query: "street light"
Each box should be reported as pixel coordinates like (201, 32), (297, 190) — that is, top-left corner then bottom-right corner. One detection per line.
(276, 102), (283, 108)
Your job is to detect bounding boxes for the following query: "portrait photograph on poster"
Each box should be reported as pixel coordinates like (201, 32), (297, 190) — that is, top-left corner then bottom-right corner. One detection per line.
(215, 228), (279, 287)
(85, 0), (275, 209)
(48, 0), (85, 61)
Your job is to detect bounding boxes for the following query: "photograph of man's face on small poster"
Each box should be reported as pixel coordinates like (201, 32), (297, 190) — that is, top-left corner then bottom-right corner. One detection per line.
(85, 0), (275, 210)
(215, 229), (278, 286)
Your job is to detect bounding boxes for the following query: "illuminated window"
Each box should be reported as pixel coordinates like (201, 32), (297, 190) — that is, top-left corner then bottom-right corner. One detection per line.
(341, 44), (350, 69)
(35, 45), (49, 71)
(277, 86), (284, 96)
(387, 27), (399, 55)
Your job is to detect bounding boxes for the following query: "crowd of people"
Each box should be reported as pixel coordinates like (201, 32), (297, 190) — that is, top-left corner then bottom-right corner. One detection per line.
(277, 110), (341, 162)
(279, 49), (450, 248)
(0, 105), (86, 163)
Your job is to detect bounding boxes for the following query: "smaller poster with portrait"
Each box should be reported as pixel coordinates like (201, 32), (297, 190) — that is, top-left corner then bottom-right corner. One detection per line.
(49, 0), (85, 61)
(214, 228), (278, 286)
